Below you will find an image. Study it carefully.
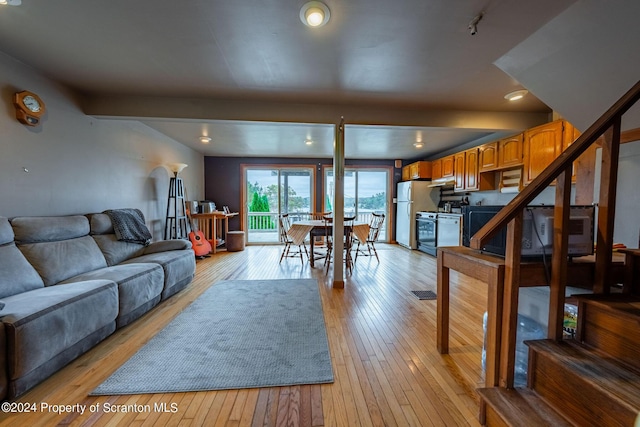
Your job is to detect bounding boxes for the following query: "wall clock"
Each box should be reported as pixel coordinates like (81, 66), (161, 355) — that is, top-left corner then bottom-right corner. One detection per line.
(13, 90), (46, 126)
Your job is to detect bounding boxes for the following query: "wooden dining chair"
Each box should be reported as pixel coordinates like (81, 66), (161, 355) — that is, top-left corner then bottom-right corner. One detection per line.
(355, 212), (385, 263)
(324, 214), (356, 273)
(278, 214), (308, 264)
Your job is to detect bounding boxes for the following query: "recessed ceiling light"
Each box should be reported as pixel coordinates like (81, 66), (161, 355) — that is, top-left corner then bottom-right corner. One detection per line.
(199, 136), (211, 144)
(413, 142), (424, 148)
(300, 1), (330, 28)
(305, 139), (313, 146)
(504, 90), (528, 101)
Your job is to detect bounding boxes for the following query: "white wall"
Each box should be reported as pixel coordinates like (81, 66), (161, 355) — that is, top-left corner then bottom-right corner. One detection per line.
(0, 52), (204, 240)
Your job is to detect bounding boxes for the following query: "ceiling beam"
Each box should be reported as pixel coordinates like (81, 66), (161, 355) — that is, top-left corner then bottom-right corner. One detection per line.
(84, 94), (550, 132)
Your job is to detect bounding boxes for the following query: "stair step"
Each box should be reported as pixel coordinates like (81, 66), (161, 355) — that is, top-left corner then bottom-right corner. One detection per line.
(527, 339), (640, 427)
(478, 387), (572, 427)
(574, 294), (640, 371)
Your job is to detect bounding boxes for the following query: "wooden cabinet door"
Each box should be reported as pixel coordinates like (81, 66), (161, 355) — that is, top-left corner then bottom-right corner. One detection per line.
(409, 163), (419, 179)
(478, 142), (498, 172)
(465, 148), (479, 190)
(563, 121), (581, 182)
(498, 133), (524, 168)
(432, 158), (442, 180)
(441, 155), (455, 178)
(401, 166), (410, 181)
(523, 121), (564, 185)
(454, 152), (465, 191)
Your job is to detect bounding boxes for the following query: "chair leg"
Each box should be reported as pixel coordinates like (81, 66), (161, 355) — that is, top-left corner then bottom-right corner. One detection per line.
(371, 242), (379, 263)
(279, 242), (290, 263)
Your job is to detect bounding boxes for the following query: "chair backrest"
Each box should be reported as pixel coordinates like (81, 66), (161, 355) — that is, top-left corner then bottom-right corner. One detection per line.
(368, 213), (385, 242)
(310, 212), (331, 220)
(278, 214), (291, 242)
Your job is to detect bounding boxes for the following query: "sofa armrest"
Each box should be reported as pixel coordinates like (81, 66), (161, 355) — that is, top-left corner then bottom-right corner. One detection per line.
(143, 240), (192, 255)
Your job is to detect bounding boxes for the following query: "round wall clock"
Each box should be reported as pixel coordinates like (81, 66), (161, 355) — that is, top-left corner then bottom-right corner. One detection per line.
(13, 90), (46, 126)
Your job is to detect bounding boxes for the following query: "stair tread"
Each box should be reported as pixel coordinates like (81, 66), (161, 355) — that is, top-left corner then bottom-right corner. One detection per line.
(573, 294), (640, 318)
(526, 339), (640, 409)
(478, 387), (573, 427)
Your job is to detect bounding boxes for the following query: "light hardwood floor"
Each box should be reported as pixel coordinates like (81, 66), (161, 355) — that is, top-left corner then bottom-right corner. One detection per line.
(0, 244), (487, 427)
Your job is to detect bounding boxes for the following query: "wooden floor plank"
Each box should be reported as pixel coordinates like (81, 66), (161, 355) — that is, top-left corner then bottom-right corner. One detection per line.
(0, 244), (484, 427)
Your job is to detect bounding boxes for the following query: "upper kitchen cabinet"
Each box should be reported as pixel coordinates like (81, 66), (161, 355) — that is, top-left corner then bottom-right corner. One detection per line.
(441, 155), (455, 179)
(498, 133), (524, 169)
(432, 158), (442, 180)
(454, 152), (465, 191)
(563, 121), (581, 182)
(523, 120), (564, 185)
(402, 161), (432, 180)
(478, 142), (499, 172)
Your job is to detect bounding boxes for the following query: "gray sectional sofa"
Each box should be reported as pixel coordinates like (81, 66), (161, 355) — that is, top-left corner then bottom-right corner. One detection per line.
(0, 212), (196, 400)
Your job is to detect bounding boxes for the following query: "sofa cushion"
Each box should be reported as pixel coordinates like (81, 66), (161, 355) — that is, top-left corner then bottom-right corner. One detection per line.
(0, 242), (45, 299)
(61, 263), (164, 328)
(12, 215), (90, 243)
(89, 213), (146, 265)
(123, 250), (195, 300)
(0, 217), (14, 245)
(12, 216), (108, 287)
(0, 280), (118, 383)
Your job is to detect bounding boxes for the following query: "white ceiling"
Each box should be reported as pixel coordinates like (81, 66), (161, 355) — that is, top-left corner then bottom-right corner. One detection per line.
(2, 0), (619, 160)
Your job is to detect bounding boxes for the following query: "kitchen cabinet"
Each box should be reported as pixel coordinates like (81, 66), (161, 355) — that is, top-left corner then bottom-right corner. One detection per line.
(563, 121), (581, 182)
(401, 166), (410, 181)
(498, 133), (524, 168)
(523, 120), (564, 185)
(409, 161), (432, 180)
(402, 161), (431, 180)
(454, 152), (465, 191)
(465, 148), (479, 190)
(432, 158), (442, 180)
(441, 155), (455, 178)
(478, 142), (498, 172)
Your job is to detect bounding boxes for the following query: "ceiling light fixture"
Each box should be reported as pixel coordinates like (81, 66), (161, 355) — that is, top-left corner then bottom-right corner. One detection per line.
(300, 1), (330, 28)
(413, 142), (424, 149)
(0, 0), (22, 5)
(199, 136), (211, 144)
(504, 89), (528, 101)
(305, 139), (313, 146)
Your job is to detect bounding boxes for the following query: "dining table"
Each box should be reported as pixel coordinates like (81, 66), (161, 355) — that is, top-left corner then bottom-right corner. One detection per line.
(289, 219), (370, 267)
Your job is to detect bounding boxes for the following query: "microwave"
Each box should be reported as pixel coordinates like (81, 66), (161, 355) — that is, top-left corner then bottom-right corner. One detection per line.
(462, 205), (595, 258)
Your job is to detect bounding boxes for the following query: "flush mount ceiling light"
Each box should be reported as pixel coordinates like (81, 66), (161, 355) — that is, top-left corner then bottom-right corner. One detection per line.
(199, 136), (211, 144)
(413, 142), (424, 149)
(0, 0), (22, 5)
(504, 89), (528, 101)
(300, 1), (330, 28)
(305, 139), (314, 146)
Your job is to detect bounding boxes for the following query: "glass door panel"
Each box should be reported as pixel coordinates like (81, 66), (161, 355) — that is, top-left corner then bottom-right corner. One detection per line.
(245, 167), (314, 243)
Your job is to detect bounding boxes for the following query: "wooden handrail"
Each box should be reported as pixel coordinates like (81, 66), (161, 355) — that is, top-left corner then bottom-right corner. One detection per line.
(470, 79), (640, 250)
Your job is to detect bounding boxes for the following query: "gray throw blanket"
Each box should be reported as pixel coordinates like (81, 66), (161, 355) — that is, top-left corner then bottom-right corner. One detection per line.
(105, 208), (152, 246)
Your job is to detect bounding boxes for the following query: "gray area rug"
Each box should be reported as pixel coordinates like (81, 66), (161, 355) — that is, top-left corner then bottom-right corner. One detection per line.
(91, 279), (334, 395)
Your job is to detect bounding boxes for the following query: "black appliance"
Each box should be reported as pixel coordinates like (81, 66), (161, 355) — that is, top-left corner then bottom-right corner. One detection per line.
(416, 211), (437, 256)
(462, 205), (595, 258)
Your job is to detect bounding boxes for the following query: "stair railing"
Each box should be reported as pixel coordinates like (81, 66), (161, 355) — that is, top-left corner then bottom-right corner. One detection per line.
(469, 79), (640, 388)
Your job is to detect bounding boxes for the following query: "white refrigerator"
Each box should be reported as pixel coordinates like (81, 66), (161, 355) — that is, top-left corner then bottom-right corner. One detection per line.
(396, 181), (438, 249)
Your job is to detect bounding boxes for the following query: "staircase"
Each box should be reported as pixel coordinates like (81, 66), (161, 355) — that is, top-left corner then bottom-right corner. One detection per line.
(478, 295), (640, 426)
(468, 79), (640, 427)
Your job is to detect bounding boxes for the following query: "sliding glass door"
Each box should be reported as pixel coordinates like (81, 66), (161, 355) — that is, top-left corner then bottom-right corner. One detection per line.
(324, 168), (390, 241)
(244, 167), (314, 243)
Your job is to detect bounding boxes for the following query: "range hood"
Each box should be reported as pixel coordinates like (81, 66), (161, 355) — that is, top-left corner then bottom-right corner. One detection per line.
(428, 178), (455, 188)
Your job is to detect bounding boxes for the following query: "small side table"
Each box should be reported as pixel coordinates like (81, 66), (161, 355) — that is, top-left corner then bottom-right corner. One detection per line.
(191, 212), (239, 253)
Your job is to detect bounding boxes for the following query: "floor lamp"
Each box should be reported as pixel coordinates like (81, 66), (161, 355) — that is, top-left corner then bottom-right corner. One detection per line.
(165, 163), (189, 240)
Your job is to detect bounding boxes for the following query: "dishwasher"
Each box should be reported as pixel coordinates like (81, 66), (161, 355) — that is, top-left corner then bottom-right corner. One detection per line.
(436, 213), (462, 247)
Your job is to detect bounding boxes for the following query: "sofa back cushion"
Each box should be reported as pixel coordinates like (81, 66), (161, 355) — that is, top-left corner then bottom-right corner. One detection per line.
(11, 216), (108, 286)
(89, 213), (145, 265)
(0, 217), (44, 298)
